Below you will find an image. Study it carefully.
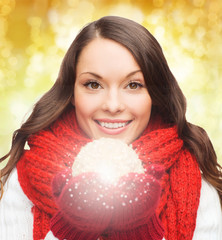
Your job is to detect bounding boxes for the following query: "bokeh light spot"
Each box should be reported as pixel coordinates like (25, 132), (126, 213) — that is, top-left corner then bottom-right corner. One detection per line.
(0, 0), (221, 165)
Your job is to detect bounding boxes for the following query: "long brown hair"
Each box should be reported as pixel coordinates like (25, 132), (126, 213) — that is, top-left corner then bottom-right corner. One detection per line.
(1, 16), (222, 202)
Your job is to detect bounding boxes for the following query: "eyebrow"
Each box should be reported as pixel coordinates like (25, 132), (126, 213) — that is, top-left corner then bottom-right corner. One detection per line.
(78, 70), (142, 79)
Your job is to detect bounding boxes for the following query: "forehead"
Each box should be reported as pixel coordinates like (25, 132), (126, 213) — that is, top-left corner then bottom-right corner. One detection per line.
(76, 38), (141, 76)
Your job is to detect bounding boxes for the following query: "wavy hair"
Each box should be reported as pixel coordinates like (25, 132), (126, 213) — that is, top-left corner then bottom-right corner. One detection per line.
(1, 16), (221, 202)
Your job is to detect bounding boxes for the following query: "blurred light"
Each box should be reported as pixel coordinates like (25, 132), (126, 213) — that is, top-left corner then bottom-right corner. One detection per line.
(27, 54), (44, 73)
(67, 0), (80, 8)
(55, 26), (79, 50)
(27, 16), (42, 27)
(0, 0), (222, 166)
(170, 10), (185, 25)
(0, 18), (7, 38)
(61, 13), (74, 25)
(8, 56), (18, 66)
(194, 45), (205, 57)
(154, 26), (165, 41)
(48, 9), (59, 25)
(6, 74), (16, 86)
(26, 45), (36, 55)
(9, 97), (29, 124)
(180, 35), (192, 50)
(187, 14), (198, 25)
(73, 0), (95, 21)
(24, 77), (35, 88)
(109, 4), (144, 24)
(0, 59), (6, 68)
(171, 56), (194, 83)
(0, 70), (4, 86)
(147, 9), (163, 24)
(192, 0), (205, 7)
(153, 0), (164, 8)
(208, 12), (218, 26)
(1, 48), (11, 58)
(195, 26), (206, 40)
(0, 5), (12, 16)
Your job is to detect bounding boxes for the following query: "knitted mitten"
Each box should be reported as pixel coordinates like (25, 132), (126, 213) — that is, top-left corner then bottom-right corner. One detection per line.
(50, 169), (114, 240)
(106, 165), (164, 240)
(106, 214), (164, 240)
(50, 211), (101, 240)
(111, 166), (163, 230)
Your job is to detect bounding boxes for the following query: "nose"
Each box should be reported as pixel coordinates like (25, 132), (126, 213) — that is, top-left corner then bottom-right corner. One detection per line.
(102, 89), (124, 114)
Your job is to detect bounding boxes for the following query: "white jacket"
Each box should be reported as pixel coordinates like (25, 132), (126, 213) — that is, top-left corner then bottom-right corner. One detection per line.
(0, 168), (222, 240)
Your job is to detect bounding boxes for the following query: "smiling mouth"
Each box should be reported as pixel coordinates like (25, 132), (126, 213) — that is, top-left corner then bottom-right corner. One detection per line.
(96, 120), (131, 129)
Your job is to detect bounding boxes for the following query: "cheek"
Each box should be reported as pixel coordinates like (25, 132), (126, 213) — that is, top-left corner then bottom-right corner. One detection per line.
(75, 97), (91, 117)
(128, 94), (152, 118)
(74, 93), (101, 118)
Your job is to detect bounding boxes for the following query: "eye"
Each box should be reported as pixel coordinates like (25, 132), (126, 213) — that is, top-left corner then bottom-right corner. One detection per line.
(84, 81), (101, 89)
(127, 82), (143, 89)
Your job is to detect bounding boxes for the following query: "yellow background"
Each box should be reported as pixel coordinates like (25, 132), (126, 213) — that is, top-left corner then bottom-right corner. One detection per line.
(0, 0), (222, 168)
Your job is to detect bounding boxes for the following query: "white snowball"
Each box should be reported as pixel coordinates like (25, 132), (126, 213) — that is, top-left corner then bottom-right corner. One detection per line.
(72, 138), (144, 183)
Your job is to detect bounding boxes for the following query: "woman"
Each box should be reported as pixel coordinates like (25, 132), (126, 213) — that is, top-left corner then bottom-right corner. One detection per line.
(0, 16), (222, 240)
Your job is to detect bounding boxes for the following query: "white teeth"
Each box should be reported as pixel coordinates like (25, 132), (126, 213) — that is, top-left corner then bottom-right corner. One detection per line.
(99, 121), (128, 129)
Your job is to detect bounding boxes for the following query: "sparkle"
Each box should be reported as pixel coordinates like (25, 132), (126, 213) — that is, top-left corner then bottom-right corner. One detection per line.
(68, 138), (150, 212)
(71, 138), (145, 185)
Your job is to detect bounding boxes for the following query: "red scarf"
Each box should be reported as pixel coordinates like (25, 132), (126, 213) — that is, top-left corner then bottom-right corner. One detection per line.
(17, 108), (201, 240)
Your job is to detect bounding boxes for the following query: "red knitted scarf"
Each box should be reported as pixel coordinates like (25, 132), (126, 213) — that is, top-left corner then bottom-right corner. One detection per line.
(17, 108), (201, 240)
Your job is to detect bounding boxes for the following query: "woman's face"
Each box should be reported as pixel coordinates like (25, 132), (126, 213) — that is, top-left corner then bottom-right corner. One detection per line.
(72, 38), (152, 144)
